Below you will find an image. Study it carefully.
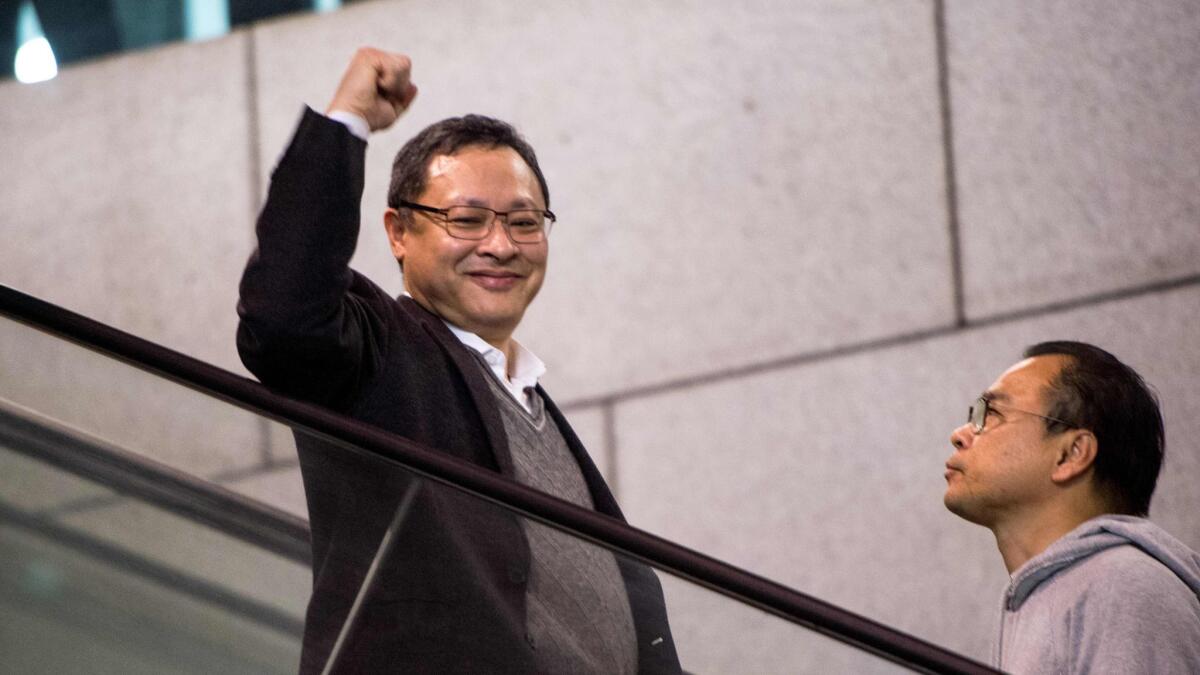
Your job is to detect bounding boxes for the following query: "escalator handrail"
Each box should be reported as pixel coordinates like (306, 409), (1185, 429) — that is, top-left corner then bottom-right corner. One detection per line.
(0, 284), (998, 674)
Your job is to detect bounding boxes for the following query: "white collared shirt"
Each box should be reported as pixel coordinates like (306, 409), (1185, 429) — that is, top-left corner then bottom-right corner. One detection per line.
(327, 110), (371, 141)
(400, 293), (545, 413)
(444, 322), (546, 414)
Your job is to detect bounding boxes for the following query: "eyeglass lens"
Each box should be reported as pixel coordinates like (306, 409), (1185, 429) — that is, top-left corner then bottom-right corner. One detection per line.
(969, 397), (988, 432)
(443, 206), (548, 243)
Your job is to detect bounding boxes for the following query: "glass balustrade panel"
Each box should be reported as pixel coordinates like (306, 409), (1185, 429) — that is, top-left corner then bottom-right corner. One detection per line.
(0, 309), (972, 674)
(0, 313), (308, 674)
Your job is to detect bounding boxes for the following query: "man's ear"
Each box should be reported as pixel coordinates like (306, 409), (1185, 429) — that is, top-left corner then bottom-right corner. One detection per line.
(1050, 430), (1098, 484)
(384, 208), (407, 263)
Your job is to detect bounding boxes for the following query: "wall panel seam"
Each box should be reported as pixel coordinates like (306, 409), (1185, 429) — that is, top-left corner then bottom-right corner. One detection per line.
(602, 401), (619, 500)
(243, 27), (271, 467)
(934, 0), (967, 328)
(560, 274), (1200, 410)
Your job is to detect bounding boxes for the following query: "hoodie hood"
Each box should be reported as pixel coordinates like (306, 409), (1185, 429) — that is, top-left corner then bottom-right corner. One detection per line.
(1006, 515), (1200, 611)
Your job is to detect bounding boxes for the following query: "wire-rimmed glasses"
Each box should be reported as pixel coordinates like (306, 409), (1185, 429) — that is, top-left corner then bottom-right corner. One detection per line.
(397, 200), (555, 244)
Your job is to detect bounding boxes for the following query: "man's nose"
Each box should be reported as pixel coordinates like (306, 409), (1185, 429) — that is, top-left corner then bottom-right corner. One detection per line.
(950, 423), (974, 450)
(476, 219), (519, 258)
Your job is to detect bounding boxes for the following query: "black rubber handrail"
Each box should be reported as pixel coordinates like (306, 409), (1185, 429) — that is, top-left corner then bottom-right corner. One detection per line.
(0, 284), (999, 674)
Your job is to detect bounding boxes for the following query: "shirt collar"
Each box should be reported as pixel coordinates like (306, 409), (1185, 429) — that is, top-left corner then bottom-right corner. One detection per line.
(443, 322), (546, 391)
(402, 293), (546, 389)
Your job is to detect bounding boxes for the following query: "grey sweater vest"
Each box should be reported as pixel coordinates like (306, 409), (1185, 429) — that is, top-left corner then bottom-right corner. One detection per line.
(476, 357), (637, 675)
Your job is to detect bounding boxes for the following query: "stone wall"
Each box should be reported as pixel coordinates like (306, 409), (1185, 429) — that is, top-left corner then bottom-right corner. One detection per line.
(2, 0), (1197, 668)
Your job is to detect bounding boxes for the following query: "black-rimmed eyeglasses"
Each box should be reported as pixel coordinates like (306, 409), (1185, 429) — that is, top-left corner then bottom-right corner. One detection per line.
(968, 396), (1075, 434)
(397, 200), (555, 244)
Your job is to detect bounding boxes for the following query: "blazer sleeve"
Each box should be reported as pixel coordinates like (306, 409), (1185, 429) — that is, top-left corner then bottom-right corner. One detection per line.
(236, 107), (390, 407)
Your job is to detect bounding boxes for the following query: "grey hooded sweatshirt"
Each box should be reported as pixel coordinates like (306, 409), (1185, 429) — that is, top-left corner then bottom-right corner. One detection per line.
(996, 515), (1200, 674)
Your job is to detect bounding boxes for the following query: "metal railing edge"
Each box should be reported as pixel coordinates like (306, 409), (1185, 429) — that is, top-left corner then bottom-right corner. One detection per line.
(0, 283), (999, 674)
(0, 397), (311, 565)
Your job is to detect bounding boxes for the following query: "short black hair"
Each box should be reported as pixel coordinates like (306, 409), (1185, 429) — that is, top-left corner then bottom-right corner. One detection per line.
(1023, 341), (1164, 516)
(386, 114), (549, 210)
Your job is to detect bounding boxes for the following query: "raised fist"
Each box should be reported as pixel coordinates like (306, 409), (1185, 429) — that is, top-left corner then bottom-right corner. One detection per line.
(326, 47), (419, 133)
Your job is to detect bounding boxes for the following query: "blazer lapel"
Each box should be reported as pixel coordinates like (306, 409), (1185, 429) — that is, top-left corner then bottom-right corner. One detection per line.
(397, 296), (516, 476)
(540, 388), (626, 522)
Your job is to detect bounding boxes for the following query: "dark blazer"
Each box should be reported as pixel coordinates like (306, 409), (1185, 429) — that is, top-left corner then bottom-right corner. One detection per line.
(237, 108), (681, 674)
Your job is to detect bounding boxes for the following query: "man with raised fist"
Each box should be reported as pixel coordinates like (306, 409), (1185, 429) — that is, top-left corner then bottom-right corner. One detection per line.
(238, 48), (680, 674)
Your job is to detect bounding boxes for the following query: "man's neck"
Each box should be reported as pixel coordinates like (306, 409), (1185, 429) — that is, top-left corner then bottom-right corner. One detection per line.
(400, 293), (517, 375)
(991, 501), (1111, 574)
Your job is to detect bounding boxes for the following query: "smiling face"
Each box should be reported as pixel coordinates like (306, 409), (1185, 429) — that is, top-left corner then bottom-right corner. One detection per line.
(385, 145), (548, 349)
(943, 355), (1072, 528)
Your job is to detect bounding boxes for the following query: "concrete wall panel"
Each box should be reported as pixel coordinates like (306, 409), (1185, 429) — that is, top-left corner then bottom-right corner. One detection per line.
(553, 404), (612, 484)
(252, 0), (954, 403)
(0, 34), (256, 373)
(949, 2), (1200, 318)
(659, 573), (907, 674)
